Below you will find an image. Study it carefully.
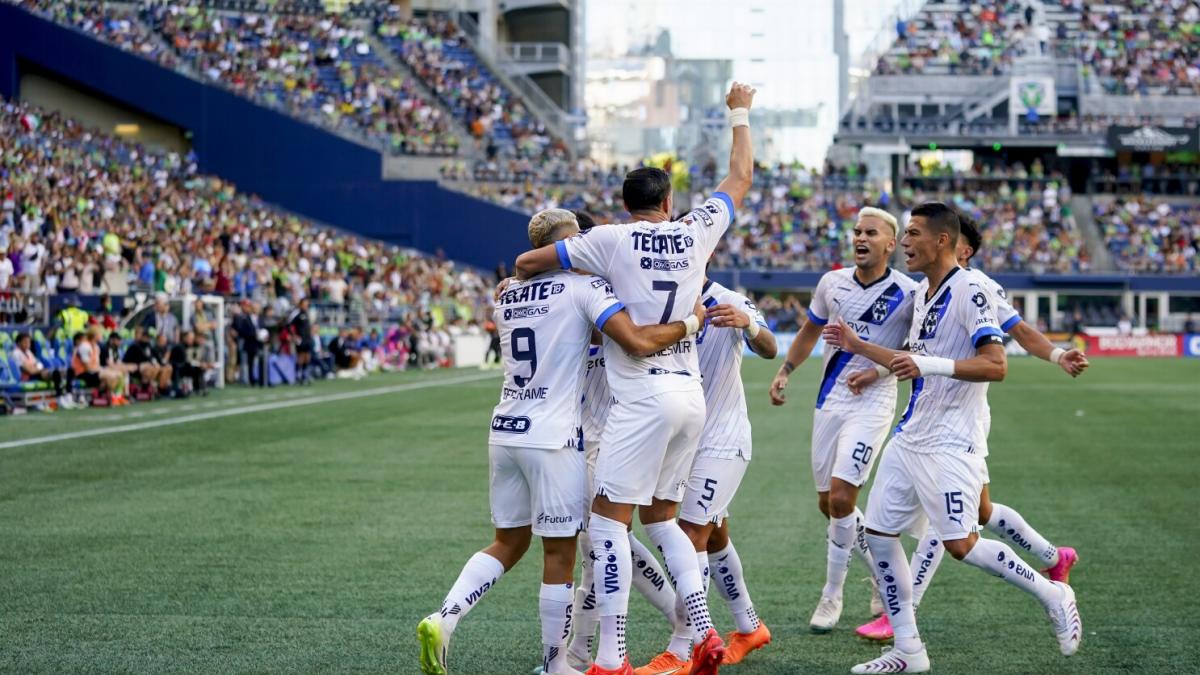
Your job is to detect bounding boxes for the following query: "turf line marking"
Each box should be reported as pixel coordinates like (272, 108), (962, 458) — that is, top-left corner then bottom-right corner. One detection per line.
(0, 372), (499, 450)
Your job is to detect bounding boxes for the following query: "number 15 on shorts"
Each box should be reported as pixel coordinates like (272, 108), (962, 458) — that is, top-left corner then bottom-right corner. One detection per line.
(944, 491), (964, 525)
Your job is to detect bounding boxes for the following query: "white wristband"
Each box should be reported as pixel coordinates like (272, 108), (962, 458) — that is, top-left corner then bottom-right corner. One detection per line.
(742, 321), (761, 339)
(1049, 347), (1065, 364)
(728, 107), (750, 128)
(874, 364), (891, 378)
(683, 315), (702, 336)
(911, 355), (955, 378)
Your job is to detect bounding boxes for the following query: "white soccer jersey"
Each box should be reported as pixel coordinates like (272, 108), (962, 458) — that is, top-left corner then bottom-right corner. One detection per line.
(891, 267), (1005, 456)
(558, 192), (735, 404)
(966, 267), (1021, 332)
(696, 280), (768, 458)
(580, 344), (614, 447)
(488, 271), (625, 449)
(805, 267), (919, 413)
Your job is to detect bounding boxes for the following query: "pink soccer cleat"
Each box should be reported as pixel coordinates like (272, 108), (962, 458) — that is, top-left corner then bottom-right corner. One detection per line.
(856, 614), (894, 642)
(1043, 547), (1079, 584)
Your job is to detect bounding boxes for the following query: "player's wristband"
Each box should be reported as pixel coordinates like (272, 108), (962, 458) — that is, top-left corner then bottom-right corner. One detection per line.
(1049, 347), (1065, 364)
(874, 364), (891, 378)
(742, 321), (761, 339)
(728, 107), (750, 128)
(911, 355), (955, 378)
(683, 314), (702, 336)
(781, 361), (796, 375)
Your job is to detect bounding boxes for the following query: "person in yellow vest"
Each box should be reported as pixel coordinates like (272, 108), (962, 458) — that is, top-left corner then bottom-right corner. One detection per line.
(57, 296), (90, 338)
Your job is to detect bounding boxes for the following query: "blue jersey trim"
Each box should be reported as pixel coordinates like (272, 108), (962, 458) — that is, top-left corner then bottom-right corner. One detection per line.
(554, 240), (572, 270)
(713, 191), (735, 221)
(815, 350), (854, 409)
(595, 302), (625, 331)
(894, 376), (925, 434)
(1000, 314), (1022, 332)
(807, 308), (828, 326)
(972, 326), (1004, 347)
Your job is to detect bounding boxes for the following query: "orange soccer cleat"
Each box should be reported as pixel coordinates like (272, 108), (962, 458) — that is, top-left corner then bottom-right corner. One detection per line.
(721, 622), (771, 664)
(689, 629), (726, 675)
(632, 651), (689, 675)
(588, 658), (635, 675)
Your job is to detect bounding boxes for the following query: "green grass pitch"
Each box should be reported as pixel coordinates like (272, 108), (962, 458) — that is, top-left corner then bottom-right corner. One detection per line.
(2, 357), (1198, 673)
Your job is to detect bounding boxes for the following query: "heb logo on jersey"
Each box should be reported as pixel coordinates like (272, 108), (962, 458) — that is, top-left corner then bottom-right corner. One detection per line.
(491, 415), (532, 433)
(640, 257), (690, 271)
(504, 305), (549, 320)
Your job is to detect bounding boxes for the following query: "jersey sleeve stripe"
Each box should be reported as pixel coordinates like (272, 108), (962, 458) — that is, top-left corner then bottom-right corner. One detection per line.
(1000, 314), (1021, 332)
(972, 326), (1004, 347)
(595, 302), (625, 331)
(554, 240), (572, 270)
(713, 191), (735, 220)
(806, 308), (828, 326)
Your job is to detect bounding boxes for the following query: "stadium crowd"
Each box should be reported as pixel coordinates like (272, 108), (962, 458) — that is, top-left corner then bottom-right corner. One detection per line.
(878, 0), (1037, 75)
(1094, 197), (1200, 273)
(1077, 1), (1200, 96)
(0, 97), (490, 409)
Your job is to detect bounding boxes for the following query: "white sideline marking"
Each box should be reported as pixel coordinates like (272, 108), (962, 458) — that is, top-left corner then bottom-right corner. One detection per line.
(0, 372), (498, 450)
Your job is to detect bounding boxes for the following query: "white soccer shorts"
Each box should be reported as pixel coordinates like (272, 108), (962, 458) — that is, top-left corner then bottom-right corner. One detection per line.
(864, 442), (985, 541)
(489, 443), (587, 538)
(679, 451), (750, 526)
(592, 389), (705, 506)
(810, 408), (893, 492)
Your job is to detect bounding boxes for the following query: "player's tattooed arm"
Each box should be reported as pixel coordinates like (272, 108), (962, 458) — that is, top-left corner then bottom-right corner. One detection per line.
(1008, 320), (1089, 377)
(601, 300), (707, 358)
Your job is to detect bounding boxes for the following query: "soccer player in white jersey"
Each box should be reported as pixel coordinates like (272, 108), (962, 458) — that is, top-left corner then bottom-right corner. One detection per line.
(636, 278), (777, 675)
(514, 83), (757, 675)
(823, 202), (1082, 673)
(852, 213), (1089, 642)
(565, 214), (683, 673)
(766, 207), (918, 633)
(417, 209), (709, 675)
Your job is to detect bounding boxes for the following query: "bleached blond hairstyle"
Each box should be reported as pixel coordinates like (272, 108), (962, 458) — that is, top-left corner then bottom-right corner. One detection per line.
(528, 208), (579, 248)
(857, 206), (899, 236)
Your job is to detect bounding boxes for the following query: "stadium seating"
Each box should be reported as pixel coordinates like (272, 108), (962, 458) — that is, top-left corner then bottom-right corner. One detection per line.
(876, 0), (1039, 76)
(1076, 1), (1200, 96)
(1093, 197), (1200, 273)
(0, 97), (491, 350)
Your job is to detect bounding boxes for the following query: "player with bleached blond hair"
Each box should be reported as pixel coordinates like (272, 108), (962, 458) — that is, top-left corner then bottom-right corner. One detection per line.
(767, 205), (918, 633)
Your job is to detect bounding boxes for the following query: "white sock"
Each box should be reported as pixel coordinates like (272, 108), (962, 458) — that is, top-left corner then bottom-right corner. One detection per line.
(540, 583), (574, 674)
(961, 537), (1061, 606)
(666, 600), (693, 661)
(438, 551), (505, 635)
(629, 532), (678, 626)
(985, 502), (1060, 568)
(851, 508), (876, 574)
(709, 540), (760, 633)
(696, 551), (711, 595)
(909, 530), (945, 609)
(567, 538), (597, 662)
(865, 533), (922, 654)
(644, 520), (715, 642)
(823, 513), (856, 599)
(590, 514), (631, 669)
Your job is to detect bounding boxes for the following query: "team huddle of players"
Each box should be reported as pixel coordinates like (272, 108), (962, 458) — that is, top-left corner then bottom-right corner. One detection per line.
(416, 83), (1087, 675)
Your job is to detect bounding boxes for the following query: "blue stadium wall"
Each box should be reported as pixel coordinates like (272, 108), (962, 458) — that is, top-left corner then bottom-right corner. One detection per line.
(0, 4), (530, 272)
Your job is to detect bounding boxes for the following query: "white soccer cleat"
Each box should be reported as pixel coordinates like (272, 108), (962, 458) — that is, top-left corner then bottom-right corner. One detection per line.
(850, 645), (930, 673)
(417, 613), (451, 675)
(1046, 581), (1082, 656)
(809, 595), (843, 633)
(867, 576), (884, 616)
